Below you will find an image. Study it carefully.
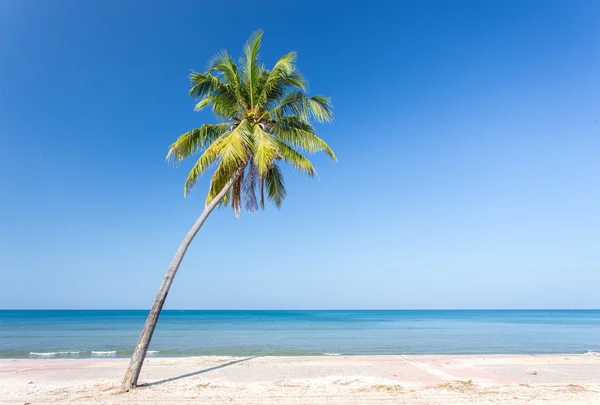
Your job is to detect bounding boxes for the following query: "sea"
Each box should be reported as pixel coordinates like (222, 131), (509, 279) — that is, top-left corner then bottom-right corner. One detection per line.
(1, 310), (598, 358)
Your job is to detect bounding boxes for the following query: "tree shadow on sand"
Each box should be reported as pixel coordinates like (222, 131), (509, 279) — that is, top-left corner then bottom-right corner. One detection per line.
(140, 357), (256, 387)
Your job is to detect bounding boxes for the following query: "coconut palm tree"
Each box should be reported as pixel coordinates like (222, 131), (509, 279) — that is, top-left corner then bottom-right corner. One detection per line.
(122, 30), (336, 390)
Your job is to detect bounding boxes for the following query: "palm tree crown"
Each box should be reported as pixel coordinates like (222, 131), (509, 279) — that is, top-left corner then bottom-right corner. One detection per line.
(166, 30), (336, 216)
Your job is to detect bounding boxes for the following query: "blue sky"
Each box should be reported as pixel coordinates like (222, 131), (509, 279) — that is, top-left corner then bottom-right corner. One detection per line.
(1, 0), (599, 309)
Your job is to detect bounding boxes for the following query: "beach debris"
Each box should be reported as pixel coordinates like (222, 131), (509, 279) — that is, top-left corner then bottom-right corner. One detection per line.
(437, 380), (475, 393)
(527, 370), (537, 375)
(369, 384), (403, 392)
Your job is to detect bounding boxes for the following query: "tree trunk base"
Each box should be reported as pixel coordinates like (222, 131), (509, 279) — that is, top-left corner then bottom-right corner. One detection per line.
(120, 169), (241, 390)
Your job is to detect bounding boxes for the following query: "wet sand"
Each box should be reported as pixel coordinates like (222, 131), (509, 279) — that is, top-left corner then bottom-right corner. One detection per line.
(1, 353), (599, 404)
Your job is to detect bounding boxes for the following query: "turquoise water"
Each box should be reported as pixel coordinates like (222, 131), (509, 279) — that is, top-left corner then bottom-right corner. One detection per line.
(0, 310), (598, 358)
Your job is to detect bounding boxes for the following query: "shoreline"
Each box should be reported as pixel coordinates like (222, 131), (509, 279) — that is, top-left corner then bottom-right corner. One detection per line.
(10, 349), (600, 360)
(2, 353), (599, 404)
(7, 350), (600, 359)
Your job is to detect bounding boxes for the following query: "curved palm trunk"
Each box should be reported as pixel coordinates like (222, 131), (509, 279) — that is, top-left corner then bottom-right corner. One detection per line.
(121, 173), (240, 391)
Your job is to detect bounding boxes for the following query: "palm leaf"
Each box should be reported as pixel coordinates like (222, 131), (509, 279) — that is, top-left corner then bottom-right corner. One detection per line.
(242, 161), (259, 212)
(231, 169), (244, 217)
(305, 95), (334, 123)
(218, 119), (254, 168)
(183, 132), (228, 196)
(188, 72), (220, 99)
(274, 140), (316, 177)
(265, 164), (286, 208)
(167, 123), (230, 163)
(207, 51), (239, 85)
(264, 90), (306, 120)
(257, 51), (306, 107)
(273, 117), (336, 161)
(241, 30), (263, 107)
(252, 124), (277, 176)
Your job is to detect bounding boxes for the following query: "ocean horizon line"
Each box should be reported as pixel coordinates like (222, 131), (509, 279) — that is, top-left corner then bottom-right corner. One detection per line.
(1, 308), (599, 311)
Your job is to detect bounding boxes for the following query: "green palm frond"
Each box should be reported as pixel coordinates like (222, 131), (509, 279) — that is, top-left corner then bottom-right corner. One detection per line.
(218, 119), (254, 168)
(271, 51), (296, 76)
(257, 51), (306, 106)
(204, 120), (254, 204)
(241, 30), (264, 107)
(206, 51), (244, 112)
(265, 90), (306, 120)
(305, 95), (334, 123)
(167, 123), (230, 163)
(183, 132), (228, 196)
(169, 31), (336, 212)
(274, 140), (316, 177)
(207, 51), (239, 85)
(265, 164), (286, 208)
(253, 124), (277, 176)
(273, 116), (337, 161)
(261, 71), (307, 109)
(278, 71), (307, 93)
(188, 72), (220, 99)
(206, 158), (238, 205)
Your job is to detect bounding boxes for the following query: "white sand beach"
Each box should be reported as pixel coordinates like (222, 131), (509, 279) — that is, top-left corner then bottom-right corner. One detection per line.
(1, 353), (599, 404)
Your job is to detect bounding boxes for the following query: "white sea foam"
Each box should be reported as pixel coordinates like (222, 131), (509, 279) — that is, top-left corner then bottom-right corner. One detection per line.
(147, 350), (160, 355)
(30, 351), (80, 357)
(585, 350), (600, 357)
(30, 352), (58, 357)
(322, 352), (342, 356)
(91, 351), (117, 357)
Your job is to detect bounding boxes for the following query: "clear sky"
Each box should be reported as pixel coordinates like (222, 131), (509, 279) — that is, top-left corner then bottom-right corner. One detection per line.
(1, 0), (599, 310)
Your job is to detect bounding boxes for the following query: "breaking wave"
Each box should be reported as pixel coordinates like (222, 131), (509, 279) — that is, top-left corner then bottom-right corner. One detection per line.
(30, 351), (81, 357)
(91, 351), (117, 357)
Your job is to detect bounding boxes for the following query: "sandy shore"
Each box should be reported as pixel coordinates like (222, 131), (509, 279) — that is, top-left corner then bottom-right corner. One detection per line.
(1, 354), (599, 404)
